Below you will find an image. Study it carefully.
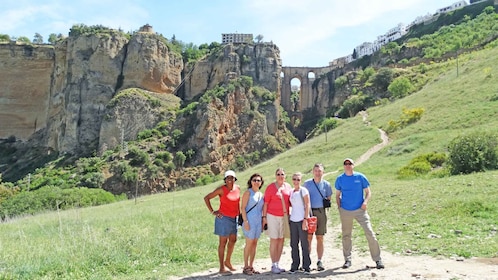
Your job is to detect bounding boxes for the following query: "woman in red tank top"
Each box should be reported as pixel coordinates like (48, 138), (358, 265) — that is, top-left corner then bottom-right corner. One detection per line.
(204, 170), (241, 276)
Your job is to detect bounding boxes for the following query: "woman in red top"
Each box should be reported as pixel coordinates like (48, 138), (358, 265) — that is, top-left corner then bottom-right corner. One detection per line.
(204, 170), (241, 276)
(262, 167), (292, 274)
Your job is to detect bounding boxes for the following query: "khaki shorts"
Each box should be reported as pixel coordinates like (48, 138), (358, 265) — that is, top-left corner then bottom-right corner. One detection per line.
(311, 208), (328, 235)
(266, 213), (284, 239)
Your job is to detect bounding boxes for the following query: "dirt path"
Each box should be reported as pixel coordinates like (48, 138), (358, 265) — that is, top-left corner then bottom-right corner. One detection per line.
(172, 223), (498, 279)
(171, 112), (498, 279)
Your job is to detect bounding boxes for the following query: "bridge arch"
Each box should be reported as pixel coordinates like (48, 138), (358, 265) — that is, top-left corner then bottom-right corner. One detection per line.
(281, 66), (333, 114)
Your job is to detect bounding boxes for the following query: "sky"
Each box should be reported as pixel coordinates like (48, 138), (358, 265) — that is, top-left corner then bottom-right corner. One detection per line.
(2, 0), (463, 67)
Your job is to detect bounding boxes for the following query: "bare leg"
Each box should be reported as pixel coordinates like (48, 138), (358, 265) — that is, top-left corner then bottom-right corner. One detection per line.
(224, 233), (237, 271)
(316, 235), (324, 260)
(218, 236), (228, 273)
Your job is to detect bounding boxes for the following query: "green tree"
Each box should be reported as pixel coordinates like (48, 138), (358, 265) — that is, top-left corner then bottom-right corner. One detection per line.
(32, 33), (43, 44)
(48, 33), (58, 44)
(388, 77), (414, 99)
(17, 36), (31, 44)
(373, 67), (394, 91)
(0, 34), (10, 42)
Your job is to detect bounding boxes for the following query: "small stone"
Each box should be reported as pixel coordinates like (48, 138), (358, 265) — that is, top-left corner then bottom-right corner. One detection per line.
(371, 272), (377, 277)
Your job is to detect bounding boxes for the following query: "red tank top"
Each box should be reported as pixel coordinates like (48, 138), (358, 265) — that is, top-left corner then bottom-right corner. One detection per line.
(219, 185), (240, 218)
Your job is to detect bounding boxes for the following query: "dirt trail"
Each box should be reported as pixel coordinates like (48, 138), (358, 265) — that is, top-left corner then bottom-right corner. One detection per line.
(172, 223), (498, 279)
(171, 112), (498, 279)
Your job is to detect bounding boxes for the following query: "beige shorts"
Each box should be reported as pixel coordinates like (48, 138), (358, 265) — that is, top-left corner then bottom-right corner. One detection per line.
(266, 213), (284, 239)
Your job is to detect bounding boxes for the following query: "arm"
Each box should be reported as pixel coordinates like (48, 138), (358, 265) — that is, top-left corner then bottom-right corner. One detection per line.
(240, 191), (251, 228)
(204, 186), (223, 216)
(262, 202), (268, 228)
(335, 190), (341, 209)
(362, 187), (371, 210)
(302, 193), (310, 230)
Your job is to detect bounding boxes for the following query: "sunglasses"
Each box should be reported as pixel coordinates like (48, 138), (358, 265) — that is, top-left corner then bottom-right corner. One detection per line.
(344, 162), (353, 166)
(276, 173), (285, 176)
(292, 178), (301, 181)
(251, 179), (262, 182)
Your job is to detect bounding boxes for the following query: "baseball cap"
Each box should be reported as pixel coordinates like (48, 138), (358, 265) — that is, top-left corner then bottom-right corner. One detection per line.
(343, 158), (355, 165)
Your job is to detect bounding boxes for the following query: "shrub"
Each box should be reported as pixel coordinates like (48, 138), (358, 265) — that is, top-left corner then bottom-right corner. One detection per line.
(334, 76), (348, 89)
(388, 77), (415, 99)
(448, 132), (498, 175)
(128, 147), (149, 166)
(0, 186), (117, 219)
(397, 152), (447, 179)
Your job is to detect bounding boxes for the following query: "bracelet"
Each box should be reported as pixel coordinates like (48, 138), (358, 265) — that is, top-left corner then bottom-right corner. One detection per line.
(262, 216), (267, 218)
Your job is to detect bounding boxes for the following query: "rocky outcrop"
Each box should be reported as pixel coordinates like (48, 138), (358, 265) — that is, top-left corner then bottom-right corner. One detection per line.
(120, 33), (183, 94)
(184, 43), (282, 100)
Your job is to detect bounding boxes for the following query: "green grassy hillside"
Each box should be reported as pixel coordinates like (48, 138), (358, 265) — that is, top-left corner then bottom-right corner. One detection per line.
(0, 44), (497, 280)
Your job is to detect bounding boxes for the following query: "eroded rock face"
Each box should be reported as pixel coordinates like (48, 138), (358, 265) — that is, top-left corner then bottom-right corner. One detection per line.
(120, 33), (183, 94)
(185, 43), (282, 100)
(0, 43), (54, 141)
(0, 31), (183, 156)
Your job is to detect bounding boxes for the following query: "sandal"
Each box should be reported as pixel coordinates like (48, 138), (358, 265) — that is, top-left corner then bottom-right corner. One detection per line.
(243, 267), (254, 275)
(251, 267), (260, 274)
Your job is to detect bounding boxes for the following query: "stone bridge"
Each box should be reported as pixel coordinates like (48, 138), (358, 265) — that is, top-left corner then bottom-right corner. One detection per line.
(280, 66), (334, 114)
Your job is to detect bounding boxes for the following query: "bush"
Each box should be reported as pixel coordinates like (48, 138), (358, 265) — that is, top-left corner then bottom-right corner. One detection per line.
(397, 152), (447, 179)
(0, 186), (117, 219)
(448, 132), (498, 175)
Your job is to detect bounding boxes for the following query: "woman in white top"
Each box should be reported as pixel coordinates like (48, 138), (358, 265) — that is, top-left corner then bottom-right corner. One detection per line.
(288, 172), (311, 274)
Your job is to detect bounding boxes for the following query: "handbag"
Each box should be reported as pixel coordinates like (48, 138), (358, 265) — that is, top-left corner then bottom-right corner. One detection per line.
(279, 188), (290, 239)
(313, 180), (331, 208)
(300, 189), (317, 234)
(238, 193), (260, 226)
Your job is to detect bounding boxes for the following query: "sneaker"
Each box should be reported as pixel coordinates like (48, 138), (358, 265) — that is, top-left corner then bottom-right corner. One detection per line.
(317, 260), (324, 271)
(376, 260), (385, 269)
(271, 266), (281, 274)
(288, 269), (297, 274)
(278, 267), (286, 273)
(304, 268), (311, 274)
(342, 260), (351, 269)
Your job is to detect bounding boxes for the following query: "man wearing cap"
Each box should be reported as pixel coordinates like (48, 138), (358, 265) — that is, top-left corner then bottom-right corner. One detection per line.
(204, 170), (241, 276)
(335, 158), (384, 270)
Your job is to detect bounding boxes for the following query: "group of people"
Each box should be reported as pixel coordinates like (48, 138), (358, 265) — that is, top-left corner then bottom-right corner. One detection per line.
(204, 159), (384, 276)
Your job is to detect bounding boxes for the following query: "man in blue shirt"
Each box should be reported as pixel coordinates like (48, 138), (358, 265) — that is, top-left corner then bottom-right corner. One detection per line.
(303, 163), (332, 271)
(335, 158), (384, 270)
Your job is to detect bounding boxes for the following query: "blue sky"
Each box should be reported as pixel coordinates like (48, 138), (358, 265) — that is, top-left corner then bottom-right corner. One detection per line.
(2, 0), (463, 67)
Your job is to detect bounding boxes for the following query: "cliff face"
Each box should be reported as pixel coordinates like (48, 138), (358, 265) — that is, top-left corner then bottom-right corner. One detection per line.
(0, 43), (54, 140)
(0, 31), (183, 156)
(185, 43), (281, 100)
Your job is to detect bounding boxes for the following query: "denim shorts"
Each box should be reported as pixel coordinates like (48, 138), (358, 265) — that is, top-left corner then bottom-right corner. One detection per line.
(214, 215), (237, 236)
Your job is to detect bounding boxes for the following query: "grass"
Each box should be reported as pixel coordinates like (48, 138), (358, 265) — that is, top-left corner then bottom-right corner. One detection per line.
(1, 46), (498, 279)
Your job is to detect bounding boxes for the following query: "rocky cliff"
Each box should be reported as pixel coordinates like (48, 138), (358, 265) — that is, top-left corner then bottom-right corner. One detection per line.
(0, 30), (183, 156)
(0, 43), (54, 140)
(184, 43), (281, 100)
